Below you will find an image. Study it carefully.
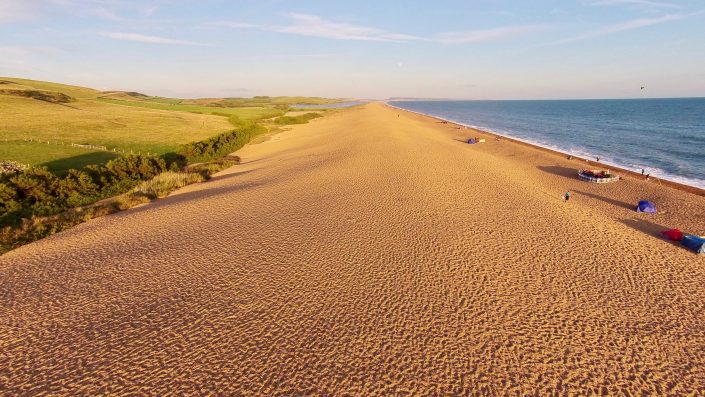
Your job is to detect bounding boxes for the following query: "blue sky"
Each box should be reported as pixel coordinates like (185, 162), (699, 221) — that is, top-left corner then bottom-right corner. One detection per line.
(1, 0), (704, 99)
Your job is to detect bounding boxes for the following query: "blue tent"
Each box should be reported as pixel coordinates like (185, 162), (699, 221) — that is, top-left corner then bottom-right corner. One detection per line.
(682, 235), (705, 255)
(467, 138), (476, 144)
(636, 200), (657, 213)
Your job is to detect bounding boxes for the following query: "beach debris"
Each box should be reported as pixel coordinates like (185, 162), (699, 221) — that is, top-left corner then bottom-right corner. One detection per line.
(577, 169), (619, 183)
(661, 229), (684, 241)
(467, 138), (477, 144)
(681, 235), (705, 255)
(636, 200), (657, 214)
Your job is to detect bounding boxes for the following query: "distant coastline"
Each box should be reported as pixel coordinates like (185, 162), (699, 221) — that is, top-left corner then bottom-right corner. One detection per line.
(385, 101), (705, 197)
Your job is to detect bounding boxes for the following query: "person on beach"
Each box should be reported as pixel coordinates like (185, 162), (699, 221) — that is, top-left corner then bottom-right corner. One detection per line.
(596, 156), (600, 162)
(564, 191), (571, 201)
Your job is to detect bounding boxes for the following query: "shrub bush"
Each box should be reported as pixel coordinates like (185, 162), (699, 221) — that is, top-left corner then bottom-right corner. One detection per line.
(272, 112), (321, 125)
(1, 117), (272, 251)
(178, 123), (266, 163)
(132, 171), (205, 198)
(0, 154), (170, 228)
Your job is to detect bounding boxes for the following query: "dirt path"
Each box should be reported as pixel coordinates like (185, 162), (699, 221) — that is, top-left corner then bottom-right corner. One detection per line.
(2, 103), (704, 395)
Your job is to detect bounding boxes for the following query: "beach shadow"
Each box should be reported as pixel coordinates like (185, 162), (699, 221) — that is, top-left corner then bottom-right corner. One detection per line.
(42, 151), (119, 175)
(574, 190), (634, 210)
(619, 218), (671, 239)
(207, 168), (258, 182)
(117, 172), (269, 219)
(237, 158), (262, 165)
(120, 152), (345, 218)
(537, 165), (578, 181)
(617, 217), (695, 252)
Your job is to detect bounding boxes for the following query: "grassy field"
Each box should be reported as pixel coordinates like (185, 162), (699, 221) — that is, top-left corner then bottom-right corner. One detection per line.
(0, 77), (340, 173)
(0, 78), (237, 157)
(99, 91), (342, 107)
(96, 97), (283, 120)
(0, 77), (103, 99)
(0, 141), (118, 174)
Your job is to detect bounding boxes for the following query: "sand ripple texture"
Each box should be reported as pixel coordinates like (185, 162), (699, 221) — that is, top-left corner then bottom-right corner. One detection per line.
(2, 103), (705, 396)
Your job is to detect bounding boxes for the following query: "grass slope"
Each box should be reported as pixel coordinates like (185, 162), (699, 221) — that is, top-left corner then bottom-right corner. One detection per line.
(0, 77), (102, 99)
(0, 77), (236, 165)
(0, 77), (339, 172)
(96, 97), (282, 120)
(0, 141), (118, 174)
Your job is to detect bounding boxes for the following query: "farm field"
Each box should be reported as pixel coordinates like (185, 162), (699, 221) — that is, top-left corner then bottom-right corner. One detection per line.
(95, 97), (284, 120)
(0, 141), (118, 174)
(0, 79), (234, 159)
(0, 77), (334, 170)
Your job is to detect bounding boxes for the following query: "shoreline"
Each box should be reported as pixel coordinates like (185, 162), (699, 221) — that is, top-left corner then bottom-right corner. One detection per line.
(385, 102), (705, 198)
(3, 102), (705, 395)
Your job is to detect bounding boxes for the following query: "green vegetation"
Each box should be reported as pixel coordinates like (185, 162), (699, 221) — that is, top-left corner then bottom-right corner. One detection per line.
(0, 119), (267, 251)
(1, 154), (168, 220)
(0, 77), (338, 252)
(178, 123), (267, 163)
(0, 77), (103, 99)
(132, 171), (205, 199)
(0, 84), (233, 157)
(273, 112), (322, 125)
(0, 156), (241, 253)
(0, 77), (340, 169)
(0, 89), (74, 104)
(209, 96), (341, 107)
(96, 97), (284, 120)
(0, 141), (118, 174)
(186, 157), (240, 176)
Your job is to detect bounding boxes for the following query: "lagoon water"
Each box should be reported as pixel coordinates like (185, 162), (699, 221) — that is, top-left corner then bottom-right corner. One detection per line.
(294, 101), (364, 109)
(390, 98), (705, 189)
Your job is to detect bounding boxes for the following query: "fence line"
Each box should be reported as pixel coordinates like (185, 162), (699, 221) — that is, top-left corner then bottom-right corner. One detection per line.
(6, 137), (153, 157)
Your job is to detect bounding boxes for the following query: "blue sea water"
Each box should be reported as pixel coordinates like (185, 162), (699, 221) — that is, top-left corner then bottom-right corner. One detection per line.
(389, 98), (705, 189)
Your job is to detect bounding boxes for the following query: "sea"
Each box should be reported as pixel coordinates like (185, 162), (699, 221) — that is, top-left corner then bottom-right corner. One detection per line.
(389, 98), (705, 190)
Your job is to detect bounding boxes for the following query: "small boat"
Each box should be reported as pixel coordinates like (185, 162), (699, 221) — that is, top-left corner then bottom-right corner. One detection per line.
(578, 169), (619, 183)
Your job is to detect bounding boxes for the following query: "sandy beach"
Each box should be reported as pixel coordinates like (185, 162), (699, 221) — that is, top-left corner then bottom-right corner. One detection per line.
(1, 103), (704, 395)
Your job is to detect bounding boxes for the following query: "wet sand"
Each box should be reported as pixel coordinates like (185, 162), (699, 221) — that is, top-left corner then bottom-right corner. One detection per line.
(1, 103), (704, 395)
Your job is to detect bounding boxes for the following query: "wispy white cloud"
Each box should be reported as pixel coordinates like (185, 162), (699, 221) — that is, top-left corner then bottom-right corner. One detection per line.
(142, 6), (159, 17)
(0, 45), (63, 73)
(1, 0), (160, 24)
(100, 32), (208, 46)
(586, 0), (679, 9)
(214, 14), (548, 45)
(0, 0), (40, 23)
(437, 25), (550, 44)
(544, 10), (705, 46)
(90, 7), (128, 22)
(212, 13), (423, 42)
